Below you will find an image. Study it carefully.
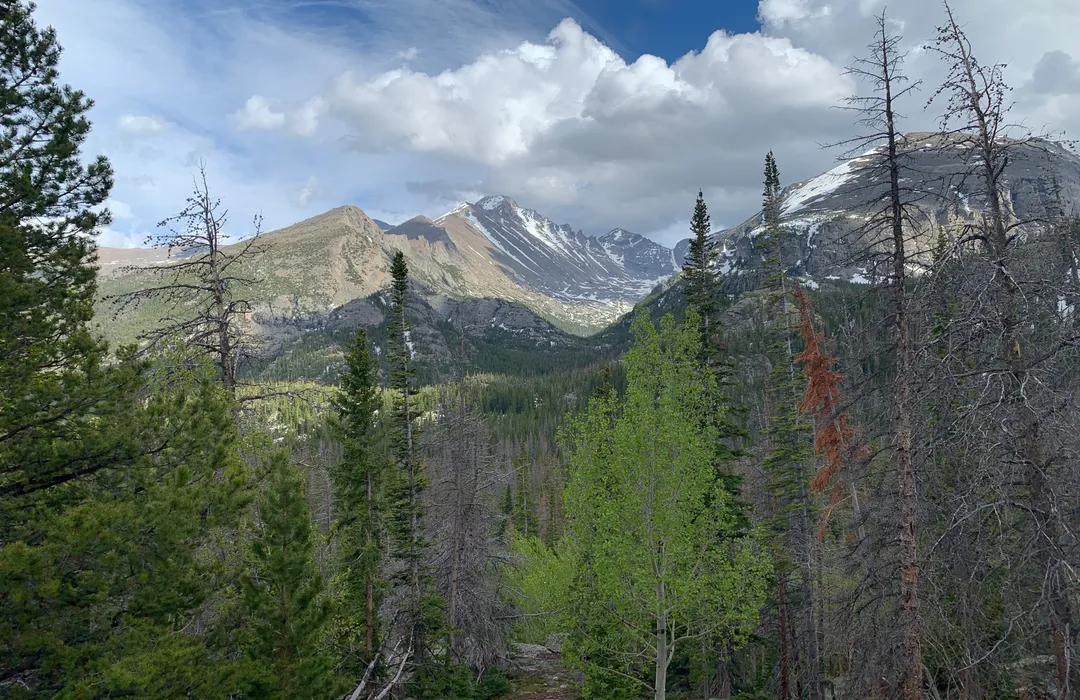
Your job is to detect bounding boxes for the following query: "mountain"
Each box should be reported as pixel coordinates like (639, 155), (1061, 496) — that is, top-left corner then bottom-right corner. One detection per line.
(434, 195), (678, 310)
(435, 196), (679, 300)
(668, 133), (1080, 291)
(247, 281), (617, 385)
(95, 196), (681, 358)
(93, 134), (1080, 384)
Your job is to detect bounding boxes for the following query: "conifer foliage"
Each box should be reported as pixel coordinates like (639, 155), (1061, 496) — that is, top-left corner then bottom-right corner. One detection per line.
(240, 450), (335, 700)
(682, 190), (718, 346)
(331, 329), (386, 670)
(0, 0), (122, 502)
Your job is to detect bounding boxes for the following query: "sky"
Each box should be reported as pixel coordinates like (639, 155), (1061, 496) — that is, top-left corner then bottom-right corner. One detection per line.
(32, 0), (1080, 248)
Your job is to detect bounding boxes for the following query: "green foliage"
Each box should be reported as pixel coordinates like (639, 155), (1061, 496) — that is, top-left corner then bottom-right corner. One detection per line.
(505, 534), (578, 643)
(561, 310), (771, 696)
(0, 0), (122, 514)
(0, 346), (248, 698)
(403, 661), (509, 699)
(0, 0), (112, 383)
(682, 190), (717, 340)
(760, 151), (785, 291)
(237, 449), (338, 699)
(329, 329), (388, 672)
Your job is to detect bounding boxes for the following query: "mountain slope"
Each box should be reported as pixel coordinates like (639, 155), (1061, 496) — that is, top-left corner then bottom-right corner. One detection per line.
(95, 197), (682, 351)
(436, 196), (678, 305)
(246, 284), (618, 385)
(665, 133), (1080, 291)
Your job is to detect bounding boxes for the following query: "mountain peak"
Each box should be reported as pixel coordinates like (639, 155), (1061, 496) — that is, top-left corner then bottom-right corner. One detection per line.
(475, 195), (517, 212)
(599, 228), (638, 243)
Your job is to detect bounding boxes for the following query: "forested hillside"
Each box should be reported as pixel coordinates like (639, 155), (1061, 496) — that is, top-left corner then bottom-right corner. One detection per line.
(4, 2), (1080, 699)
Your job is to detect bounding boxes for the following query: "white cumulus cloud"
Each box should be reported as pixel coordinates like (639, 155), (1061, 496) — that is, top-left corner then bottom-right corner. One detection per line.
(32, 0), (1080, 248)
(279, 18), (855, 240)
(233, 95), (286, 131)
(117, 114), (170, 134)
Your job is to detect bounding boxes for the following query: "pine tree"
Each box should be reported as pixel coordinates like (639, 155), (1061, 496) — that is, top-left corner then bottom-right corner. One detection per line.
(754, 151), (824, 699)
(510, 449), (537, 537)
(0, 0), (128, 505)
(240, 450), (336, 699)
(761, 151), (786, 293)
(682, 190), (718, 349)
(1, 345), (249, 697)
(385, 250), (441, 672)
(331, 329), (386, 672)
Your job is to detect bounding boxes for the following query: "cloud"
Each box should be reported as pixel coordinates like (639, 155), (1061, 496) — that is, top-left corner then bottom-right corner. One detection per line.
(273, 18), (854, 241)
(1028, 51), (1080, 96)
(117, 114), (170, 134)
(104, 198), (134, 220)
(233, 95), (286, 131)
(32, 0), (1080, 250)
(758, 0), (832, 27)
(293, 176), (319, 208)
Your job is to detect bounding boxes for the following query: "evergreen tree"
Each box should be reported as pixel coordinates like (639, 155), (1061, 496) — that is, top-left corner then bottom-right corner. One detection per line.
(1, 345), (248, 697)
(0, 0), (127, 506)
(330, 329), (387, 673)
(0, 6), (251, 694)
(240, 450), (336, 699)
(752, 151), (824, 699)
(761, 151), (785, 293)
(682, 190), (718, 349)
(509, 449), (537, 537)
(385, 250), (444, 676)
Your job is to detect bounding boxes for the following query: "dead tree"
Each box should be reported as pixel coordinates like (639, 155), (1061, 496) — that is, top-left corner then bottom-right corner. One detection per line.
(927, 2), (1080, 696)
(423, 388), (512, 672)
(831, 12), (927, 698)
(107, 163), (266, 393)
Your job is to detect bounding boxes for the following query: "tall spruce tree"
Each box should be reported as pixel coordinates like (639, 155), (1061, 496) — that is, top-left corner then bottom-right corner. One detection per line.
(761, 151), (785, 293)
(240, 450), (336, 699)
(331, 329), (386, 673)
(385, 250), (442, 677)
(754, 151), (822, 699)
(683, 190), (718, 349)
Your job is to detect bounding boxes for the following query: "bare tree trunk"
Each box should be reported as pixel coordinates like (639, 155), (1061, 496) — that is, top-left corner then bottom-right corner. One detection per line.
(931, 5), (1078, 695)
(656, 581), (668, 700)
(800, 487), (823, 700)
(365, 467), (375, 660)
(717, 643), (732, 699)
(778, 572), (794, 700)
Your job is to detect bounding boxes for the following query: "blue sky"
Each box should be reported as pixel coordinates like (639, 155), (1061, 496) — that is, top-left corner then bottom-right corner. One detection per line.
(32, 0), (1080, 247)
(579, 0), (762, 60)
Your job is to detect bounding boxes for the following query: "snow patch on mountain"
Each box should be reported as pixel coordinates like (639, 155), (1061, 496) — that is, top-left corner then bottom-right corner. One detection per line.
(782, 161), (856, 215)
(465, 210), (544, 275)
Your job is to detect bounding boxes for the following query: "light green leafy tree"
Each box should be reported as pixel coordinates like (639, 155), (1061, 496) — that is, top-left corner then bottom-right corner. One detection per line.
(505, 533), (578, 644)
(562, 310), (771, 700)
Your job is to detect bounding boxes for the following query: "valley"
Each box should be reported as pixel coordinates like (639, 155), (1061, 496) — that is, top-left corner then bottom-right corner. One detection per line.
(8, 2), (1080, 698)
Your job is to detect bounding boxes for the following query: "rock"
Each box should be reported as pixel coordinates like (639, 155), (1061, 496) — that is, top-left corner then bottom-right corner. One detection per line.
(544, 633), (564, 653)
